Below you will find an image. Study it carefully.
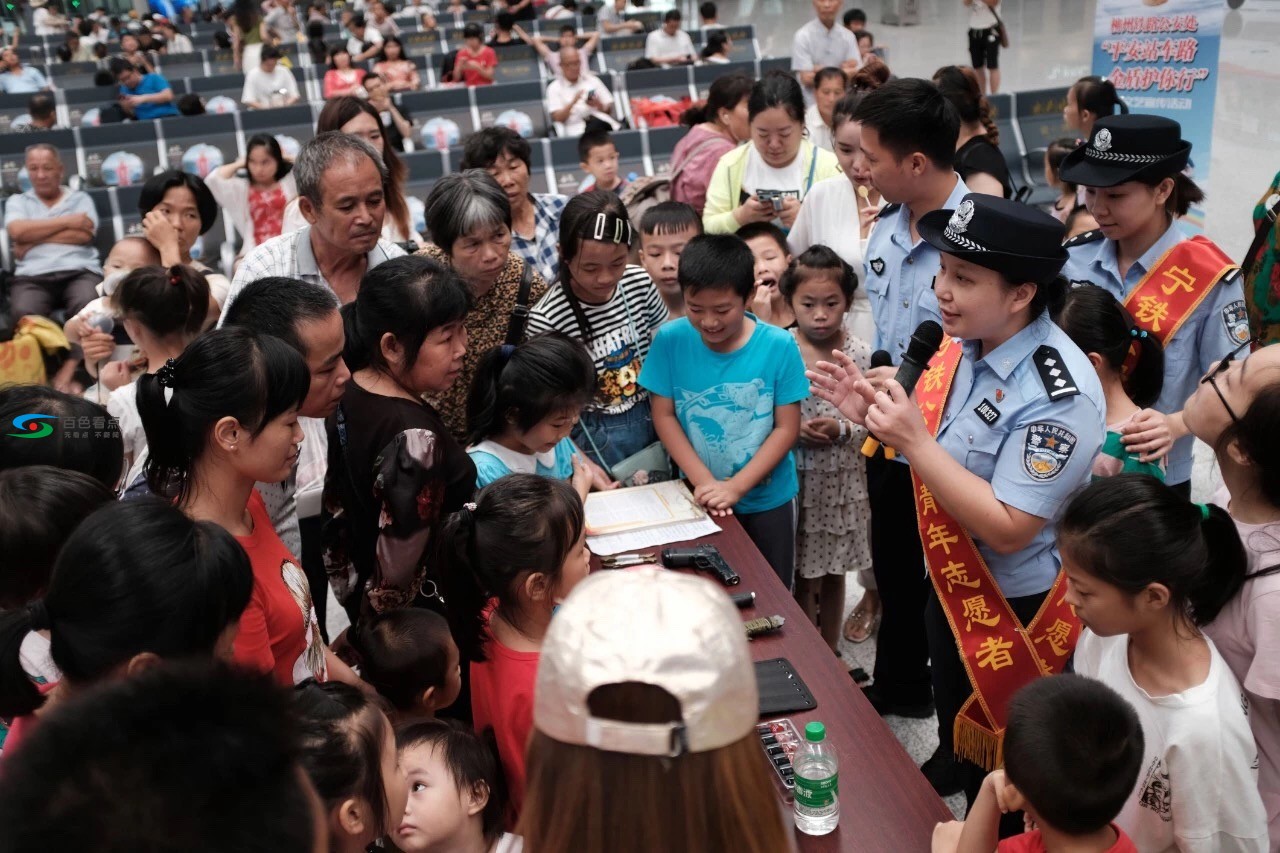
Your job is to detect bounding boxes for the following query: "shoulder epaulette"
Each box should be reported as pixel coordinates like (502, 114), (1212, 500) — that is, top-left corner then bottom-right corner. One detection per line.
(1033, 346), (1080, 401)
(1063, 229), (1106, 249)
(876, 203), (902, 220)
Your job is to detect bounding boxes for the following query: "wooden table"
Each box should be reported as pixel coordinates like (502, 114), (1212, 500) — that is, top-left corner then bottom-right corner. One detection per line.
(594, 516), (951, 852)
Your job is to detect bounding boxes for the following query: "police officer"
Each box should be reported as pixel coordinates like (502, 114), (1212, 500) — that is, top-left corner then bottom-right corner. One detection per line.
(1060, 114), (1247, 497)
(812, 194), (1104, 818)
(851, 81), (971, 783)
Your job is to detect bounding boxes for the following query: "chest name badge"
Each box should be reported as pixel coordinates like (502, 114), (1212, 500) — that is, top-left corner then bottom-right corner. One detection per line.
(974, 398), (1001, 426)
(869, 258), (886, 276)
(1222, 299), (1251, 345)
(1023, 423), (1077, 481)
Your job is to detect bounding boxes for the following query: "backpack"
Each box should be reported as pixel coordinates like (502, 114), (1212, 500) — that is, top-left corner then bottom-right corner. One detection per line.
(617, 132), (724, 231)
(628, 95), (691, 129)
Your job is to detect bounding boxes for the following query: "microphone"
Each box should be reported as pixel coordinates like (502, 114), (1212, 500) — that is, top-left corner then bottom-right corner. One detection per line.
(860, 349), (895, 458)
(861, 321), (945, 458)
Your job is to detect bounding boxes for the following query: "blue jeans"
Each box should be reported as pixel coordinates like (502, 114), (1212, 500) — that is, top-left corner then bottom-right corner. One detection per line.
(573, 397), (657, 469)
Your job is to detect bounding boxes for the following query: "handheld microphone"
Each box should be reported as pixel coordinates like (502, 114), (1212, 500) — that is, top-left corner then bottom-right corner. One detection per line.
(859, 349), (895, 459)
(860, 321), (945, 458)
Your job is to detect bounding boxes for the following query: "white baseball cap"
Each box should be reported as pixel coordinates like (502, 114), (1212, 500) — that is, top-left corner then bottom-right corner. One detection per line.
(533, 567), (758, 757)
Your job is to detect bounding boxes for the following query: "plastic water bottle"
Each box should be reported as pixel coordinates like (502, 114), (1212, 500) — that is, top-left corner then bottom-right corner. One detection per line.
(793, 721), (839, 835)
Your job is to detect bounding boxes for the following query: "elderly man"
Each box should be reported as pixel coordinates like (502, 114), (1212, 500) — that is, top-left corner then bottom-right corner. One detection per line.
(0, 49), (51, 95)
(241, 44), (300, 109)
(223, 132), (405, 314)
(545, 46), (617, 137)
(3, 145), (102, 321)
(792, 0), (861, 106)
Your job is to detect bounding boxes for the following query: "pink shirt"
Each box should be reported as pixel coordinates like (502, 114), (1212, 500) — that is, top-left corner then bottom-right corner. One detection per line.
(1205, 484), (1280, 848)
(669, 124), (737, 215)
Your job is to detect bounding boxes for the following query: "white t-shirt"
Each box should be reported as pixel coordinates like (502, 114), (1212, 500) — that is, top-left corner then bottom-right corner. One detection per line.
(804, 104), (833, 152)
(787, 174), (874, 346)
(1074, 629), (1269, 853)
(1205, 485), (1280, 847)
(33, 6), (65, 35)
(241, 64), (300, 107)
(107, 379), (148, 493)
(644, 28), (695, 63)
(545, 72), (616, 137)
(740, 147), (805, 201)
(347, 27), (383, 56)
(968, 0), (1000, 29)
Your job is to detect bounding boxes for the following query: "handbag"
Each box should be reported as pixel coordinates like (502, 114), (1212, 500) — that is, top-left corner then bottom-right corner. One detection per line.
(991, 4), (1010, 48)
(575, 281), (671, 487)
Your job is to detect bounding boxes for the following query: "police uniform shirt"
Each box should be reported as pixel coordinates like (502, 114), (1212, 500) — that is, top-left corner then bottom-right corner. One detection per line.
(926, 310), (1105, 599)
(1062, 220), (1245, 485)
(863, 176), (970, 361)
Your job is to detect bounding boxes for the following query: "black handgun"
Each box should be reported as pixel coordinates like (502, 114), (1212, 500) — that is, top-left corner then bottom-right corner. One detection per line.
(661, 545), (740, 586)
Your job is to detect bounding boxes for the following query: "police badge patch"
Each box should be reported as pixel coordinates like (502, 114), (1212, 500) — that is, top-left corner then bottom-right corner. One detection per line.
(1023, 423), (1077, 481)
(870, 258), (886, 276)
(1222, 299), (1251, 345)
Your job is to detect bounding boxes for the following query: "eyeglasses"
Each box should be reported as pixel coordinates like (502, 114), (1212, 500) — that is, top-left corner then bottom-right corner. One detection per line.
(1200, 336), (1258, 424)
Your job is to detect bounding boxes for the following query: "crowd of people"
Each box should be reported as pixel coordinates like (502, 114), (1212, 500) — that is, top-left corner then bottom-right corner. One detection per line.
(3, 1), (1280, 852)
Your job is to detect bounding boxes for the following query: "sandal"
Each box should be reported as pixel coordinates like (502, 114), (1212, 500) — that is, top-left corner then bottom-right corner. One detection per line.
(843, 595), (881, 644)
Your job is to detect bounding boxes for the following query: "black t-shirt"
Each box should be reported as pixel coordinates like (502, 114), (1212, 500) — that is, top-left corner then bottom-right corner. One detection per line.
(955, 136), (1014, 200)
(323, 380), (476, 614)
(378, 102), (410, 152)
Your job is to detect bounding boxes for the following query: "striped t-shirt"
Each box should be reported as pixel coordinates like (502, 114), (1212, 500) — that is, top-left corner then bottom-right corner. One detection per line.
(526, 265), (669, 416)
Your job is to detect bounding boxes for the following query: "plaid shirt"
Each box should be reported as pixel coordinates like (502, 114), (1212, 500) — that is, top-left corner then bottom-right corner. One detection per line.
(511, 192), (567, 285)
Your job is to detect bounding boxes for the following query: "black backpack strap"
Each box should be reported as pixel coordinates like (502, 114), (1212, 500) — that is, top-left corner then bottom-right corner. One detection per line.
(504, 259), (535, 346)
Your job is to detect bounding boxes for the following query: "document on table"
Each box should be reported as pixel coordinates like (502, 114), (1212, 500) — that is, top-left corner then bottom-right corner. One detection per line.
(584, 480), (707, 535)
(585, 481), (722, 556)
(587, 517), (723, 557)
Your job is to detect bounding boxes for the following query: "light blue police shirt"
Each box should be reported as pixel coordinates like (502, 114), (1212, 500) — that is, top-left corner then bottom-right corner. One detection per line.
(923, 310), (1105, 599)
(1062, 220), (1245, 485)
(862, 175), (970, 360)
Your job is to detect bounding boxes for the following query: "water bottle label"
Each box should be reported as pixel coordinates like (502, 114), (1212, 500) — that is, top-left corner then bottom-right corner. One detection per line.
(794, 772), (838, 809)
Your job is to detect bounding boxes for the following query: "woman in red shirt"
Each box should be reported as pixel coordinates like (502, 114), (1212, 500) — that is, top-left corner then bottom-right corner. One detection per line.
(0, 499), (253, 756)
(445, 23), (497, 86)
(324, 45), (367, 98)
(136, 326), (360, 688)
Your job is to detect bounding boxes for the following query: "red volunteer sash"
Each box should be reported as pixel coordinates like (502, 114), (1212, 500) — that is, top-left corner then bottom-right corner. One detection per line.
(1123, 235), (1239, 346)
(913, 336), (1081, 771)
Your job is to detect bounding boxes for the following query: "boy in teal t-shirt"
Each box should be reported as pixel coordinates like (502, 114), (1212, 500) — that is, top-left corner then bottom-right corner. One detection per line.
(639, 234), (809, 588)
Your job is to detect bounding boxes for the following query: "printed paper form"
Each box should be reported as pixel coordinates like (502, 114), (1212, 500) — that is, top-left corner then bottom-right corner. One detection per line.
(584, 480), (708, 536)
(587, 517), (723, 557)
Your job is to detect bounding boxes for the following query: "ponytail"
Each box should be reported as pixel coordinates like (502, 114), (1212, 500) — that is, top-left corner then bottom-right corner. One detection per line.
(110, 264), (211, 340)
(1072, 76), (1127, 120)
(1054, 283), (1164, 408)
(977, 97), (999, 147)
(138, 327), (309, 502)
(1027, 273), (1068, 320)
(1060, 474), (1247, 628)
(435, 475), (584, 663)
(464, 333), (595, 447)
(679, 71), (752, 128)
(0, 499), (253, 719)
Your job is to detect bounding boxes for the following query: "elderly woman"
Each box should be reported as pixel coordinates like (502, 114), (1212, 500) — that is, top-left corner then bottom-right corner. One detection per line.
(458, 127), (568, 285)
(416, 170), (549, 442)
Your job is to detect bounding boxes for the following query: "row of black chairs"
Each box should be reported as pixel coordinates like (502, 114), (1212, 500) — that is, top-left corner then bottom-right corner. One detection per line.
(0, 54), (782, 157)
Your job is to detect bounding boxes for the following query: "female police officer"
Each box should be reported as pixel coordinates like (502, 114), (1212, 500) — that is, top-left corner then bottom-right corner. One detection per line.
(810, 194), (1104, 817)
(1059, 114), (1246, 497)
